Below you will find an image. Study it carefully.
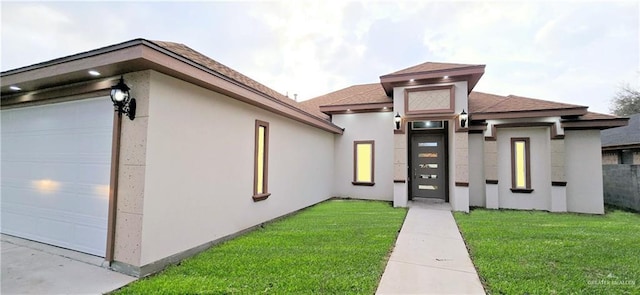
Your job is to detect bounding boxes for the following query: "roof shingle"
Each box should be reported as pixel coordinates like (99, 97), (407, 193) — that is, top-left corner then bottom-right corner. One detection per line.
(469, 92), (586, 114)
(601, 113), (640, 147)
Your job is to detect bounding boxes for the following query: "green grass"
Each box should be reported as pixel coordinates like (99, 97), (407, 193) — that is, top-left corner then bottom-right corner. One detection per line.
(115, 199), (407, 294)
(454, 208), (640, 294)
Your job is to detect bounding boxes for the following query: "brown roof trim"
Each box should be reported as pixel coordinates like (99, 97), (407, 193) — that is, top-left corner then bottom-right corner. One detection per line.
(1, 39), (343, 134)
(562, 117), (629, 130)
(485, 122), (564, 141)
(379, 65), (485, 95)
(471, 107), (588, 120)
(380, 65), (485, 81)
(319, 102), (393, 114)
(602, 143), (640, 151)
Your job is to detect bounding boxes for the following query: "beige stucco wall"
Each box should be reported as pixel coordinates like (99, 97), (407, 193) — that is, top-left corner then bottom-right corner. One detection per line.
(565, 130), (604, 214)
(497, 127), (551, 210)
(550, 140), (565, 182)
(468, 133), (486, 207)
(138, 71), (335, 265)
(393, 133), (407, 180)
(332, 112), (394, 200)
(113, 70), (151, 266)
(484, 141), (498, 180)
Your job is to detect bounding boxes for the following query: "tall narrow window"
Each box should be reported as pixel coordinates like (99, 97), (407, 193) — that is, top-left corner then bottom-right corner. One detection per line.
(253, 120), (270, 201)
(353, 140), (375, 186)
(511, 138), (532, 193)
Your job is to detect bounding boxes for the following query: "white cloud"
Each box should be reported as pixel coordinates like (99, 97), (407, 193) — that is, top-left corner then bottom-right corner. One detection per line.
(1, 1), (636, 115)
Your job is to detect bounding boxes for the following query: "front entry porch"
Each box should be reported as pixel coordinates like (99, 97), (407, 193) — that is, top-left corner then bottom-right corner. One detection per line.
(392, 118), (470, 212)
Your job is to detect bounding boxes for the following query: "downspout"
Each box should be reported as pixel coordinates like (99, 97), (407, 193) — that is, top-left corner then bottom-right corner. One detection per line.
(105, 111), (122, 263)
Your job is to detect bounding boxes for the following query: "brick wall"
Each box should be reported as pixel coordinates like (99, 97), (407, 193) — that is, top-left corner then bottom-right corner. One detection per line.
(603, 165), (640, 212)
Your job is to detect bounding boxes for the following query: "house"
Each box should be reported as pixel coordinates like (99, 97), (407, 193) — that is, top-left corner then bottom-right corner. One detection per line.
(601, 113), (640, 211)
(0, 39), (627, 277)
(602, 113), (640, 164)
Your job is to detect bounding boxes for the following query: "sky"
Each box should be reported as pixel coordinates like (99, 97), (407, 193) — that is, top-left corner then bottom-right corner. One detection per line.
(1, 1), (638, 114)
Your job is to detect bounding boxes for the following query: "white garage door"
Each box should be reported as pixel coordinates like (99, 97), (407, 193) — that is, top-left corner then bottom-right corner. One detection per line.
(1, 97), (113, 257)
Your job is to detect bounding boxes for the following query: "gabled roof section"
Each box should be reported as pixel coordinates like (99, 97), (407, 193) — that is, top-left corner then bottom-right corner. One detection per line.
(301, 83), (392, 114)
(601, 113), (640, 148)
(379, 61), (485, 95)
(469, 92), (588, 119)
(469, 91), (628, 130)
(388, 62), (480, 76)
(1, 38), (343, 134)
(149, 40), (329, 120)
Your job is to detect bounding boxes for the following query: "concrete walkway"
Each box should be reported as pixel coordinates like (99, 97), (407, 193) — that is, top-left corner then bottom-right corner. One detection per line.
(1, 234), (136, 294)
(376, 199), (486, 294)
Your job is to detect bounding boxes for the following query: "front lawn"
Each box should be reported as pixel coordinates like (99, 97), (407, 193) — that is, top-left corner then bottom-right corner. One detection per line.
(115, 199), (407, 294)
(454, 209), (640, 294)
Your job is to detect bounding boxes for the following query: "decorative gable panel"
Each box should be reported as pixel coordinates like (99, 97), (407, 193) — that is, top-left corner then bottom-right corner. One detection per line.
(404, 85), (455, 115)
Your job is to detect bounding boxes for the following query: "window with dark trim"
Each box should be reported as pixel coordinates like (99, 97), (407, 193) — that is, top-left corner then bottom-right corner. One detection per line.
(511, 137), (533, 193)
(253, 120), (270, 201)
(352, 140), (375, 186)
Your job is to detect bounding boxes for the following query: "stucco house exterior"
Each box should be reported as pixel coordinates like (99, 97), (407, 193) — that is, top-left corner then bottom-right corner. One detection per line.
(0, 39), (627, 277)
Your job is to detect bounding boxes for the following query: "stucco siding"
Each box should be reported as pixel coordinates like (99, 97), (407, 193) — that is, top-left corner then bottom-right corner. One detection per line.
(332, 112), (393, 200)
(497, 127), (551, 210)
(140, 71), (334, 265)
(565, 130), (604, 214)
(468, 133), (486, 207)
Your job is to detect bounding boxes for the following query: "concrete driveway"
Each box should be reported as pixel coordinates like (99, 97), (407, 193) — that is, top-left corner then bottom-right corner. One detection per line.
(1, 234), (136, 294)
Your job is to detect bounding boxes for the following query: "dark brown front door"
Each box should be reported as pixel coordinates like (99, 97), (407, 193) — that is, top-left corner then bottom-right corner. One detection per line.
(410, 133), (446, 200)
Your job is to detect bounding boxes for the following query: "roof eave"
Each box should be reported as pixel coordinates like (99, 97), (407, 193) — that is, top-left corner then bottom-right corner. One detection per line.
(602, 143), (640, 151)
(379, 65), (486, 95)
(1, 39), (344, 135)
(562, 118), (629, 130)
(471, 107), (588, 120)
(319, 102), (393, 114)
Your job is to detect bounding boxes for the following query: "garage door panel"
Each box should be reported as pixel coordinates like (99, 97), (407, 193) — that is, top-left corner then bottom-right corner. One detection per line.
(1, 97), (113, 257)
(2, 178), (109, 212)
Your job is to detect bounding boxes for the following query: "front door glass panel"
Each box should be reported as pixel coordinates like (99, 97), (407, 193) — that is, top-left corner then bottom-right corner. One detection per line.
(411, 133), (446, 200)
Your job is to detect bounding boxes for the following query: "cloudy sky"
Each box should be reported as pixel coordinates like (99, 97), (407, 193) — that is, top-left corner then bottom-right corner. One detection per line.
(2, 1), (638, 114)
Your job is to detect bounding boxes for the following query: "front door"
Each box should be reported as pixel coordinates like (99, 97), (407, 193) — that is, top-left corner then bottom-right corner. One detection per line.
(410, 134), (446, 200)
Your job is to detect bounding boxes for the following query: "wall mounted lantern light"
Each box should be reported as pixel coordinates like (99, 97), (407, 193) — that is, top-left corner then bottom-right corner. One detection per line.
(459, 109), (468, 128)
(110, 76), (136, 120)
(394, 112), (402, 130)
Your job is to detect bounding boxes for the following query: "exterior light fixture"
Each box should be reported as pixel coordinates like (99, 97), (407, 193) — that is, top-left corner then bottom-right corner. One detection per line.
(9, 85), (21, 91)
(395, 112), (402, 130)
(88, 70), (101, 76)
(110, 76), (136, 120)
(460, 109), (468, 128)
(443, 75), (449, 79)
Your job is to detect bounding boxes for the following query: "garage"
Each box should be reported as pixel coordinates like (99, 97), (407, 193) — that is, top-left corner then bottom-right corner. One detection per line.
(1, 97), (113, 257)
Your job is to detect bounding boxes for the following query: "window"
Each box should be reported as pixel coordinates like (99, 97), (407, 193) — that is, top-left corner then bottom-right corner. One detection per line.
(253, 120), (270, 201)
(352, 141), (375, 186)
(511, 138), (533, 193)
(412, 121), (444, 130)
